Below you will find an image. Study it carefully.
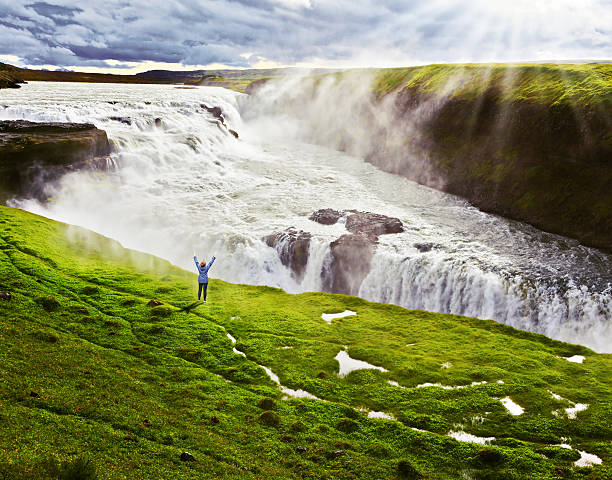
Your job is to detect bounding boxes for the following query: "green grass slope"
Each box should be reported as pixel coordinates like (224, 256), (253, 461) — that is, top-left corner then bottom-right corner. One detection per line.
(0, 205), (610, 479)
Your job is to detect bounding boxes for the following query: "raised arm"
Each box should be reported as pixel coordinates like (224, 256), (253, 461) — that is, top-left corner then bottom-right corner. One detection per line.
(194, 256), (200, 270)
(205, 256), (216, 271)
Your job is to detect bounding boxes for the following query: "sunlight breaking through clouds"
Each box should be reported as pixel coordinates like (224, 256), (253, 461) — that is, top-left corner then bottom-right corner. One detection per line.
(0, 0), (610, 72)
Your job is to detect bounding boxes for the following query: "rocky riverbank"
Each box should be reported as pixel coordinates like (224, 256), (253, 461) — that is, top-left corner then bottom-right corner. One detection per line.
(0, 120), (111, 201)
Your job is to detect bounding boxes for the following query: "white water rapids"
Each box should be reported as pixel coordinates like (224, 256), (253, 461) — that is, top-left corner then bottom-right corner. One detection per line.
(1, 82), (610, 352)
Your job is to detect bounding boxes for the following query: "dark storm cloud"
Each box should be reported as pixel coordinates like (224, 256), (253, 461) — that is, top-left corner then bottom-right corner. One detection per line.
(0, 0), (610, 70)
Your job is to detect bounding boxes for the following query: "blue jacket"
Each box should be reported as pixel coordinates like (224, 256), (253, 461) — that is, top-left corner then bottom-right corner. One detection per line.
(194, 256), (215, 283)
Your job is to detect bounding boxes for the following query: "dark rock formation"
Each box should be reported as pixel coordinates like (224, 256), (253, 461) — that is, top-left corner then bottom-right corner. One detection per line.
(109, 116), (132, 125)
(180, 452), (196, 462)
(0, 120), (111, 201)
(344, 210), (404, 237)
(202, 104), (239, 139)
(201, 104), (226, 126)
(309, 208), (342, 225)
(266, 210), (403, 295)
(313, 209), (404, 295)
(0, 292), (11, 300)
(0, 70), (24, 89)
(322, 234), (374, 295)
(146, 299), (163, 307)
(264, 228), (311, 282)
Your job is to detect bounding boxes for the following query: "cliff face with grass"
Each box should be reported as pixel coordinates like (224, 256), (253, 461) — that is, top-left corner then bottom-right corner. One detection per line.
(1, 205), (611, 479)
(0, 121), (111, 202)
(248, 64), (612, 251)
(0, 62), (25, 89)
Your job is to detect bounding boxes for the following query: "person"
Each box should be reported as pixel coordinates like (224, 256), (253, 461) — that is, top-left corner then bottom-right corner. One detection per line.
(194, 254), (216, 302)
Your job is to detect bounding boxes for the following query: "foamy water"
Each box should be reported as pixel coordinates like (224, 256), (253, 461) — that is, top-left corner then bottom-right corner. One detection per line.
(1, 81), (610, 352)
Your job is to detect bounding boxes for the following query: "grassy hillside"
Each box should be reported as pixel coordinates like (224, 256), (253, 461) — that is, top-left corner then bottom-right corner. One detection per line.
(371, 63), (612, 105)
(0, 205), (611, 479)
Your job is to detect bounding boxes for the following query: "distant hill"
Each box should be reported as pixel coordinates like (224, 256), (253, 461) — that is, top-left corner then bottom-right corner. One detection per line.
(0, 62), (336, 92)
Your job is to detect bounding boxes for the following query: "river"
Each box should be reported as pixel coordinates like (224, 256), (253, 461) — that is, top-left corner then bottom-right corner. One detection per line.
(1, 81), (610, 352)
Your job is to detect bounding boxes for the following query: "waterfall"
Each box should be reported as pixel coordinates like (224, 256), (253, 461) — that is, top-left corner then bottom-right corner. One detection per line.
(1, 81), (610, 352)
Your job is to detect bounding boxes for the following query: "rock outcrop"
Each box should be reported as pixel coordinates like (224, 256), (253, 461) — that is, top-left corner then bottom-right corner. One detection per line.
(201, 104), (239, 139)
(264, 228), (311, 282)
(0, 120), (111, 201)
(312, 210), (404, 295)
(266, 210), (403, 295)
(0, 69), (24, 89)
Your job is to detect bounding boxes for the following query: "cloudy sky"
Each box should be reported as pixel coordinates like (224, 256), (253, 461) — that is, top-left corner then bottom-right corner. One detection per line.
(1, 0), (611, 73)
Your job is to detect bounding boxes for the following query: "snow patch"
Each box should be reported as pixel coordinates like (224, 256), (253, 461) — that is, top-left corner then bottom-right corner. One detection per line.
(448, 430), (495, 445)
(549, 391), (589, 419)
(368, 411), (395, 420)
(335, 349), (388, 377)
(259, 364), (320, 400)
(441, 362), (452, 369)
(565, 355), (585, 363)
(416, 381), (488, 390)
(500, 397), (524, 415)
(321, 310), (356, 324)
(281, 387), (319, 400)
(575, 451), (602, 467)
(566, 403), (588, 419)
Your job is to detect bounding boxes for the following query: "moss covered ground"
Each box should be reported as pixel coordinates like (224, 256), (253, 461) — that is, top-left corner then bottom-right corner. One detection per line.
(0, 205), (611, 479)
(370, 63), (612, 106)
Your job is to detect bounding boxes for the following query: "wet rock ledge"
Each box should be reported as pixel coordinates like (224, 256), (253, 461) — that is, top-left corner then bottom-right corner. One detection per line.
(0, 120), (111, 201)
(265, 209), (404, 295)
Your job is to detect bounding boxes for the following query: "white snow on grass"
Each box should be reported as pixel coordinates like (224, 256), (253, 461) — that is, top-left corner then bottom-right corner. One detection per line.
(416, 381), (488, 390)
(259, 365), (320, 400)
(556, 444), (572, 449)
(321, 310), (356, 324)
(280, 387), (319, 400)
(575, 451), (602, 467)
(335, 349), (388, 377)
(549, 391), (589, 419)
(222, 329), (246, 356)
(388, 380), (401, 387)
(368, 411), (395, 420)
(448, 430), (495, 445)
(500, 397), (524, 415)
(565, 403), (589, 419)
(277, 346), (294, 350)
(441, 362), (452, 369)
(565, 355), (585, 363)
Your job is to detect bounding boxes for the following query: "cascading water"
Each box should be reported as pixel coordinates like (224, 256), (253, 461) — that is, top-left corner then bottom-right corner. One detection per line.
(1, 81), (610, 352)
